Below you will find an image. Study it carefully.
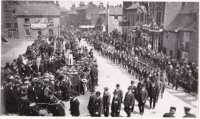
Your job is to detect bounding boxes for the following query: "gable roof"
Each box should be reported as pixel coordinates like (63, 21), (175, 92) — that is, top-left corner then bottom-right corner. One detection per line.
(109, 7), (123, 15)
(179, 2), (199, 14)
(16, 4), (60, 16)
(165, 2), (199, 31)
(60, 7), (69, 12)
(126, 3), (140, 10)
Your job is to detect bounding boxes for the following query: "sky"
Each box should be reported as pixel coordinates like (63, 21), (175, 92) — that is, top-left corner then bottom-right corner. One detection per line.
(58, 1), (123, 10)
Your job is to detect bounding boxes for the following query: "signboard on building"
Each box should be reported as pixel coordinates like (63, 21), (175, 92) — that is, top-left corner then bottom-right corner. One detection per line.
(30, 24), (47, 30)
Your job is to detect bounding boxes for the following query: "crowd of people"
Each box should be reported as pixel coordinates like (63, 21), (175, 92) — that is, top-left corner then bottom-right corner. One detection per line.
(2, 30), (99, 116)
(92, 31), (198, 93)
(82, 30), (196, 117)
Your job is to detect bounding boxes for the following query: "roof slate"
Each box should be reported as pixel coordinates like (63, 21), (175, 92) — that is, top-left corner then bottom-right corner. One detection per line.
(16, 4), (60, 16)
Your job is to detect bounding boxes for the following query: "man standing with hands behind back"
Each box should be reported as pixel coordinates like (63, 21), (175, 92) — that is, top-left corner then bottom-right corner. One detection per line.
(111, 91), (121, 117)
(93, 91), (103, 117)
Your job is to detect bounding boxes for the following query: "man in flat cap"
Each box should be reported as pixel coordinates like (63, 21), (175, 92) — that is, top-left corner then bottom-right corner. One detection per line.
(183, 107), (196, 118)
(163, 106), (176, 117)
(111, 91), (121, 117)
(124, 86), (135, 117)
(87, 89), (96, 116)
(113, 84), (123, 103)
(103, 87), (111, 117)
(93, 91), (103, 117)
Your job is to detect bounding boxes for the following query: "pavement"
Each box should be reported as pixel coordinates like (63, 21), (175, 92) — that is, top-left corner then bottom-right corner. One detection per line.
(0, 38), (198, 117)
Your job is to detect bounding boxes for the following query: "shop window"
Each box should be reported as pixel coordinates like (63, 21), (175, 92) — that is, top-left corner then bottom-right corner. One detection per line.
(14, 23), (18, 28)
(25, 29), (30, 36)
(6, 12), (11, 19)
(156, 12), (161, 26)
(6, 23), (12, 28)
(24, 18), (30, 25)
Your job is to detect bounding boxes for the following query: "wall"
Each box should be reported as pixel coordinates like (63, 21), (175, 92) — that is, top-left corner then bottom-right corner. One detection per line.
(163, 31), (178, 58)
(86, 4), (102, 20)
(126, 9), (137, 26)
(60, 12), (68, 27)
(17, 17), (60, 39)
(188, 30), (198, 65)
(108, 15), (122, 33)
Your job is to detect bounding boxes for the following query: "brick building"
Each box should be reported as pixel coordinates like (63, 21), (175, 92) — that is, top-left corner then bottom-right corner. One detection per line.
(15, 3), (60, 39)
(108, 6), (123, 33)
(163, 2), (199, 65)
(60, 7), (69, 27)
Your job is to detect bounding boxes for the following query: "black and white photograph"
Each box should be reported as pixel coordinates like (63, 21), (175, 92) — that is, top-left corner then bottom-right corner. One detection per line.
(1, 0), (198, 117)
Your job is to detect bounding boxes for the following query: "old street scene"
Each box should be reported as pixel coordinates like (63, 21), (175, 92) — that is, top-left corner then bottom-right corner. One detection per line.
(1, 1), (198, 117)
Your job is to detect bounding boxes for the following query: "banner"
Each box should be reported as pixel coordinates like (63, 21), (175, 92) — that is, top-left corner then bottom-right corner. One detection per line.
(30, 24), (47, 30)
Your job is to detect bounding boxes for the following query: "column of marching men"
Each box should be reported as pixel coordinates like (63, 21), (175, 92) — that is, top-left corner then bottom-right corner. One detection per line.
(2, 30), (99, 116)
(84, 30), (196, 117)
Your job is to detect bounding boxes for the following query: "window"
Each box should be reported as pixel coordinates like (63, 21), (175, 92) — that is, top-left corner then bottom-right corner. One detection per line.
(6, 23), (12, 28)
(170, 50), (173, 58)
(25, 29), (31, 36)
(132, 15), (135, 26)
(14, 23), (18, 28)
(141, 13), (144, 22)
(156, 12), (161, 25)
(24, 18), (30, 25)
(6, 12), (11, 19)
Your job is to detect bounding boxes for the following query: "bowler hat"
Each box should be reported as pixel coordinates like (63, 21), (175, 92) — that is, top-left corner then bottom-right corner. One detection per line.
(128, 86), (132, 90)
(104, 87), (109, 90)
(116, 84), (120, 87)
(131, 81), (135, 84)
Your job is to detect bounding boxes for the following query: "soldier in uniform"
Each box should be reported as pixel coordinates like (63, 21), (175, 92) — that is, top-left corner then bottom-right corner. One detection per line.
(87, 89), (96, 116)
(113, 84), (123, 103)
(111, 91), (121, 117)
(93, 91), (103, 117)
(183, 107), (196, 118)
(124, 86), (135, 117)
(102, 87), (111, 117)
(163, 106), (176, 117)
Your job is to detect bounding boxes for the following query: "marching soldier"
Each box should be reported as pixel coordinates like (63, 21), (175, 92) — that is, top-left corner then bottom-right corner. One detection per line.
(111, 91), (121, 117)
(124, 86), (135, 117)
(103, 87), (111, 117)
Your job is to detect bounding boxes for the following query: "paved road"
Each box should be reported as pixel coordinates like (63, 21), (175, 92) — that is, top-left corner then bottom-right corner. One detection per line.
(1, 38), (198, 117)
(63, 39), (198, 117)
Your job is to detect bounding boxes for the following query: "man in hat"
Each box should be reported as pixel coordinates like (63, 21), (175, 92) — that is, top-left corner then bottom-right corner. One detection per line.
(113, 84), (123, 103)
(69, 92), (80, 117)
(184, 69), (194, 93)
(93, 91), (103, 117)
(172, 69), (181, 90)
(124, 86), (135, 117)
(111, 90), (121, 117)
(183, 107), (196, 117)
(19, 86), (31, 116)
(129, 81), (137, 111)
(138, 84), (148, 115)
(160, 71), (168, 98)
(163, 106), (176, 117)
(103, 87), (111, 117)
(87, 89), (96, 116)
(149, 79), (159, 109)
